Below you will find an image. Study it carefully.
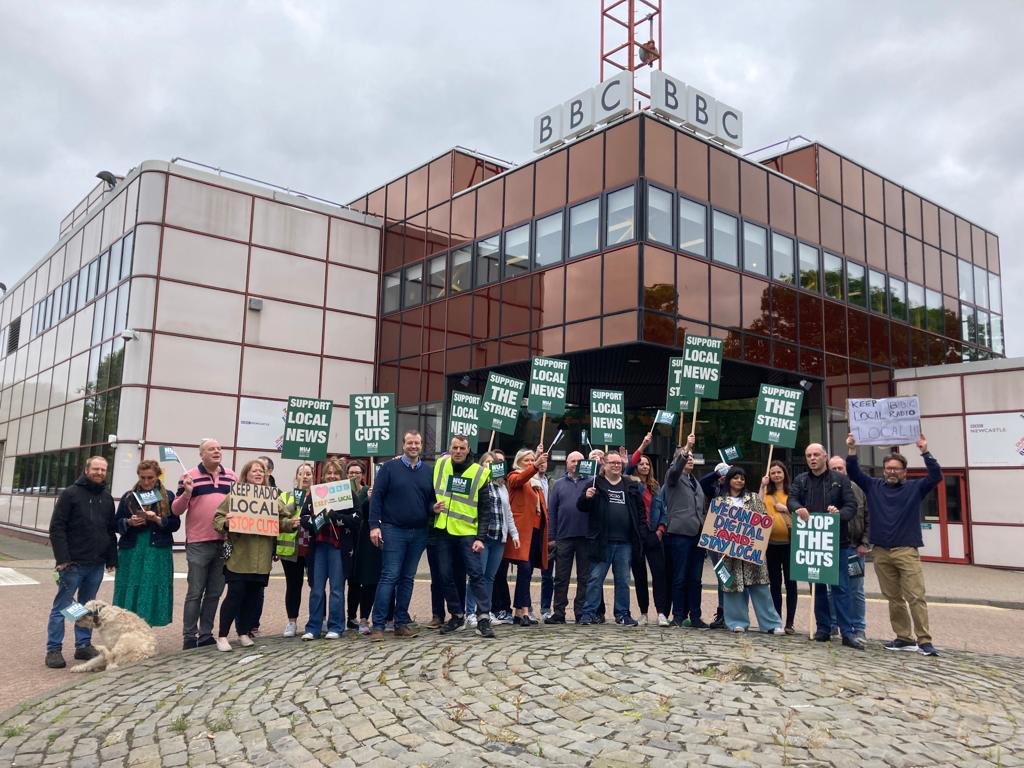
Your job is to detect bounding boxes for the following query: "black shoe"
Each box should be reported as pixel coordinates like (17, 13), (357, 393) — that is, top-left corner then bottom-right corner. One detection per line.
(579, 615), (594, 626)
(594, 615), (606, 625)
(841, 636), (866, 651)
(182, 637), (198, 651)
(831, 626), (840, 638)
(347, 619), (359, 630)
(917, 642), (939, 657)
(476, 617), (496, 638)
(74, 645), (100, 661)
(45, 650), (66, 669)
(439, 616), (464, 635)
(709, 616), (725, 630)
(884, 638), (919, 652)
(615, 615), (639, 627)
(544, 613), (566, 625)
(814, 632), (832, 642)
(197, 637), (217, 648)
(690, 619), (710, 630)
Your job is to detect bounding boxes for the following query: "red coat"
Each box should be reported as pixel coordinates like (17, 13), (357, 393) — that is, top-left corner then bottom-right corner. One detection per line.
(503, 464), (549, 569)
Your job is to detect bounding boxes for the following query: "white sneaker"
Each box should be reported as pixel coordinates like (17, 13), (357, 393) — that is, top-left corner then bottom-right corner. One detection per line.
(731, 626), (746, 633)
(638, 614), (649, 626)
(301, 632), (315, 641)
(771, 627), (786, 635)
(489, 612), (507, 626)
(465, 614), (478, 629)
(325, 631), (341, 640)
(238, 634), (254, 647)
(283, 622), (297, 638)
(657, 613), (670, 627)
(385, 621), (395, 632)
(542, 610), (553, 620)
(215, 637), (232, 652)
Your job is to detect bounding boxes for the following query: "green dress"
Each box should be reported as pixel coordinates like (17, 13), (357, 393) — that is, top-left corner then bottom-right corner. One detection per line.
(113, 487), (177, 628)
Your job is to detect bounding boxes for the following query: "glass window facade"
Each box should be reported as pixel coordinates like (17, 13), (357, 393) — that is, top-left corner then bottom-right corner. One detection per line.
(771, 233), (794, 284)
(606, 186), (635, 246)
(742, 222), (767, 276)
(450, 247), (472, 293)
(427, 255), (446, 301)
(711, 210), (738, 267)
(908, 282), (926, 328)
(847, 261), (866, 307)
(403, 263), (423, 307)
(823, 252), (843, 300)
(647, 185), (673, 246)
(798, 243), (820, 292)
(679, 198), (706, 257)
(503, 224), (530, 279)
(535, 212), (563, 268)
(958, 258), (973, 302)
(869, 269), (887, 313)
(889, 277), (907, 321)
(569, 199), (600, 258)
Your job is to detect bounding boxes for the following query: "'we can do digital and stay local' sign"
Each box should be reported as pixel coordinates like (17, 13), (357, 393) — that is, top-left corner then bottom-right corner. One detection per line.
(533, 70), (743, 153)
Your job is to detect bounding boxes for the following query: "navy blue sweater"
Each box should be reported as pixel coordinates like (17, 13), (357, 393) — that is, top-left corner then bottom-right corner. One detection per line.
(548, 474), (591, 539)
(846, 452), (942, 549)
(369, 457), (436, 530)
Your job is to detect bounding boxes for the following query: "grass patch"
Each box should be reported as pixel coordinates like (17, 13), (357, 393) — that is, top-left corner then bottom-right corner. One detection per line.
(170, 716), (189, 734)
(1, 726), (25, 738)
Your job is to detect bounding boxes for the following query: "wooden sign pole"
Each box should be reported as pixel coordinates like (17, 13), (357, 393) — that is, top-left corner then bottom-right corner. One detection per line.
(539, 413), (547, 448)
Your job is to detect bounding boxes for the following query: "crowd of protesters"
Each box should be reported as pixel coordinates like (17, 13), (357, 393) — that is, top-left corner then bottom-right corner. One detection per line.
(43, 427), (944, 667)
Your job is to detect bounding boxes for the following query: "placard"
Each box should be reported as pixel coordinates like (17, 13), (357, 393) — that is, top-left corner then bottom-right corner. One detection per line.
(750, 384), (804, 449)
(349, 393), (396, 457)
(310, 480), (354, 515)
(527, 357), (569, 416)
(964, 411), (1024, 467)
(281, 396), (333, 461)
(479, 372), (527, 436)
(590, 389), (625, 446)
(133, 489), (160, 508)
(789, 514), (840, 585)
(489, 461), (506, 480)
(718, 445), (742, 463)
(698, 497), (772, 565)
(577, 459), (598, 478)
(679, 334), (724, 399)
(847, 396), (921, 446)
(158, 446), (180, 463)
(654, 410), (676, 428)
(446, 475), (470, 495)
(666, 358), (693, 413)
(227, 483), (281, 537)
(448, 391), (481, 442)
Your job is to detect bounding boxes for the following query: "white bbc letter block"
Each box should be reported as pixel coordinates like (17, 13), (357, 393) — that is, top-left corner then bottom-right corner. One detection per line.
(650, 71), (687, 122)
(594, 70), (633, 124)
(562, 89), (596, 139)
(717, 102), (743, 148)
(534, 106), (564, 153)
(686, 86), (717, 136)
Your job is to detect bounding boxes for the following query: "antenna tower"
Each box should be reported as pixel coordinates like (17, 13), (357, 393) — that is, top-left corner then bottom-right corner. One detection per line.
(600, 0), (663, 110)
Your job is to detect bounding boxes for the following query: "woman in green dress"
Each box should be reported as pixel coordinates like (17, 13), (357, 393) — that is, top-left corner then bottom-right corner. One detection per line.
(113, 459), (180, 626)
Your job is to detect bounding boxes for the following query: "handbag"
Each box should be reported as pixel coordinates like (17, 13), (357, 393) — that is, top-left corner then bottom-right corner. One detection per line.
(221, 537), (234, 561)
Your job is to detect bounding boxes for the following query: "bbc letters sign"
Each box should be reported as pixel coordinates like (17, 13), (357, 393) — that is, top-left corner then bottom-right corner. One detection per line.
(533, 71), (632, 153)
(650, 71), (743, 149)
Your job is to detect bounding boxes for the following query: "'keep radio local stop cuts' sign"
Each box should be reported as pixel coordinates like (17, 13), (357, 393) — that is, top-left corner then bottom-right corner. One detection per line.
(227, 484), (281, 537)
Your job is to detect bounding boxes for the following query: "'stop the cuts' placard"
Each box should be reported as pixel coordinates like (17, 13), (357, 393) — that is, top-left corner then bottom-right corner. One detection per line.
(527, 357), (569, 416)
(679, 334), (724, 400)
(751, 384), (804, 449)
(349, 393), (396, 457)
(847, 396), (921, 446)
(479, 372), (527, 436)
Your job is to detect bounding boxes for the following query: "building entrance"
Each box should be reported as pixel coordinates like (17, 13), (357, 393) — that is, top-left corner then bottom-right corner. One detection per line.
(915, 470), (970, 564)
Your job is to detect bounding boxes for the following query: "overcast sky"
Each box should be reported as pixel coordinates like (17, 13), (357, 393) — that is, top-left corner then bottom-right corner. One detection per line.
(1, 0), (1021, 355)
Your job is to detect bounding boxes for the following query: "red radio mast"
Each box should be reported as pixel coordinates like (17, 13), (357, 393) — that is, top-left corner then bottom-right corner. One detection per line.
(600, 0), (663, 109)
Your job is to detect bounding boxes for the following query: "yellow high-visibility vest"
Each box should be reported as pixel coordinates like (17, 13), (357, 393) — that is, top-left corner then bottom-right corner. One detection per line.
(432, 457), (489, 536)
(275, 490), (303, 559)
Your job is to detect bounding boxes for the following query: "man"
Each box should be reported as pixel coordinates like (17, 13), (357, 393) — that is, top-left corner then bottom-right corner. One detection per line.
(661, 446), (708, 628)
(788, 443), (862, 649)
(172, 438), (237, 649)
(546, 450), (591, 624)
(577, 452), (645, 626)
(828, 455), (870, 641)
(45, 456), (118, 668)
(846, 433), (942, 656)
(432, 435), (496, 638)
(369, 430), (442, 640)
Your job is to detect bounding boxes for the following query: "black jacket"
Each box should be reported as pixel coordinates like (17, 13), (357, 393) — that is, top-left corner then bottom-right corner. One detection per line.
(49, 475), (118, 567)
(351, 486), (381, 585)
(115, 486), (180, 549)
(576, 476), (645, 562)
(787, 469), (857, 547)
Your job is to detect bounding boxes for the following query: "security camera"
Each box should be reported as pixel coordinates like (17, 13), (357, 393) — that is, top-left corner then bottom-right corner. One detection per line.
(120, 328), (138, 341)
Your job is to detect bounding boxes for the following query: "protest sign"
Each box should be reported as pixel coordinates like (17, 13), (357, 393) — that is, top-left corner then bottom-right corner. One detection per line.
(665, 358), (693, 414)
(590, 389), (625, 446)
(718, 445), (742, 463)
(698, 497), (772, 566)
(848, 396), (921, 446)
(281, 396), (333, 460)
(133, 489), (161, 508)
(490, 461), (506, 480)
(750, 384), (804, 449)
(679, 335), (724, 399)
(577, 459), (598, 478)
(789, 514), (840, 584)
(527, 357), (569, 416)
(654, 409), (676, 429)
(479, 372), (527, 435)
(311, 479), (354, 514)
(158, 445), (187, 473)
(349, 393), (396, 456)
(227, 483), (281, 537)
(61, 602), (90, 621)
(446, 475), (471, 495)
(448, 391), (481, 442)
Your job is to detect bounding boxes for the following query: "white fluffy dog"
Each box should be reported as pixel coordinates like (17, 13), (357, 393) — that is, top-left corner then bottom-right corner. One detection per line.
(71, 600), (157, 672)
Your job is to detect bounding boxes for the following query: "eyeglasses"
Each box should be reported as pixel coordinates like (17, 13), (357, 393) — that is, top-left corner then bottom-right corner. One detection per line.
(883, 466), (906, 473)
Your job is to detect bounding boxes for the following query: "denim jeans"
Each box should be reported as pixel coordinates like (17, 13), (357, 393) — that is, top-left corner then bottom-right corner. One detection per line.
(815, 545), (856, 639)
(437, 532), (488, 617)
(183, 540), (226, 643)
(664, 533), (703, 624)
(723, 584), (782, 631)
(582, 541), (633, 620)
(306, 544), (345, 635)
(372, 524), (427, 630)
(468, 537), (505, 615)
(47, 563), (105, 651)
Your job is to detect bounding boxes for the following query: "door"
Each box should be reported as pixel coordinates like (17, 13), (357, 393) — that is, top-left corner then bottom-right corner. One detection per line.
(914, 470), (970, 564)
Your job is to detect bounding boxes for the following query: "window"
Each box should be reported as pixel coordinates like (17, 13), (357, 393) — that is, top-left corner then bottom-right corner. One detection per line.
(606, 187), (635, 245)
(426, 255), (446, 301)
(991, 315), (1004, 356)
(67, 274), (79, 315)
(96, 250), (109, 296)
(503, 224), (530, 278)
(975, 309), (990, 348)
(847, 261), (866, 307)
(450, 247), (472, 293)
(823, 253), (843, 300)
(5, 317), (20, 355)
(647, 186), (673, 245)
(115, 283), (130, 334)
(798, 243), (820, 292)
(771, 232), (795, 284)
(711, 210), (738, 267)
(85, 260), (97, 301)
(925, 289), (943, 334)
(77, 263), (90, 307)
(91, 295), (105, 343)
(569, 199), (600, 258)
(534, 212), (563, 268)
(403, 263), (423, 307)
(908, 282), (926, 328)
(960, 304), (974, 343)
(121, 231), (134, 278)
(889, 277), (907, 321)
(679, 198), (706, 257)
(972, 265), (988, 309)
(59, 281), (70, 318)
(868, 270), (887, 313)
(957, 259), (973, 302)
(108, 240), (123, 290)
(382, 272), (401, 314)
(475, 236), (500, 286)
(988, 273), (1001, 314)
(742, 222), (767, 276)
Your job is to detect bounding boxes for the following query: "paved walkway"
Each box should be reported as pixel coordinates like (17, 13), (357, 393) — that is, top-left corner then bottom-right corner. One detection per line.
(1, 625), (1022, 767)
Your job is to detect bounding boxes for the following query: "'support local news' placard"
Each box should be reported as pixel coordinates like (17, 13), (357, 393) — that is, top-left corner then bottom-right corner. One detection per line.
(789, 514), (840, 585)
(698, 496), (772, 565)
(349, 393), (396, 457)
(281, 396), (333, 461)
(479, 372), (527, 435)
(227, 484), (281, 537)
(448, 391), (481, 442)
(590, 389), (625, 446)
(847, 396), (921, 446)
(750, 384), (804, 449)
(527, 357), (569, 416)
(679, 334), (724, 400)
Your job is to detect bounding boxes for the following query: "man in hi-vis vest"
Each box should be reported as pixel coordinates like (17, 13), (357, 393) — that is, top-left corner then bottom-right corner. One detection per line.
(433, 435), (495, 638)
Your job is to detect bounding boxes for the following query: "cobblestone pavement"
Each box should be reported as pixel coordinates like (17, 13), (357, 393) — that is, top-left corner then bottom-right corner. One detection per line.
(1, 625), (1022, 768)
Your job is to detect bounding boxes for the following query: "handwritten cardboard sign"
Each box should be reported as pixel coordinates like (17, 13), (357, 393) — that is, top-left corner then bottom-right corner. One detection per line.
(848, 396), (921, 446)
(698, 496), (772, 565)
(310, 480), (353, 515)
(227, 483), (281, 537)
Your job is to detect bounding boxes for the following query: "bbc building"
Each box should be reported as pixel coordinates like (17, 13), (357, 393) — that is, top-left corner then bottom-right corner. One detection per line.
(0, 112), (1019, 567)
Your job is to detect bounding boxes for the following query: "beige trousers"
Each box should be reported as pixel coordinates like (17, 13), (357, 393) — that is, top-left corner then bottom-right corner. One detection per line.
(872, 546), (931, 644)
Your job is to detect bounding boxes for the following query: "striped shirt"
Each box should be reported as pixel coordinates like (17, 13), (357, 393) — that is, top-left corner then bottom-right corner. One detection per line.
(171, 464), (238, 543)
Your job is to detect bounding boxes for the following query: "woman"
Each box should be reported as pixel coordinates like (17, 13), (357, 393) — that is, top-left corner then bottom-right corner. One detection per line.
(466, 452), (519, 629)
(113, 459), (180, 626)
(504, 447), (549, 626)
(347, 461), (379, 635)
(627, 433), (670, 626)
(277, 463), (314, 638)
(761, 460), (798, 634)
(213, 459), (298, 651)
(300, 458), (358, 641)
(715, 466), (784, 634)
